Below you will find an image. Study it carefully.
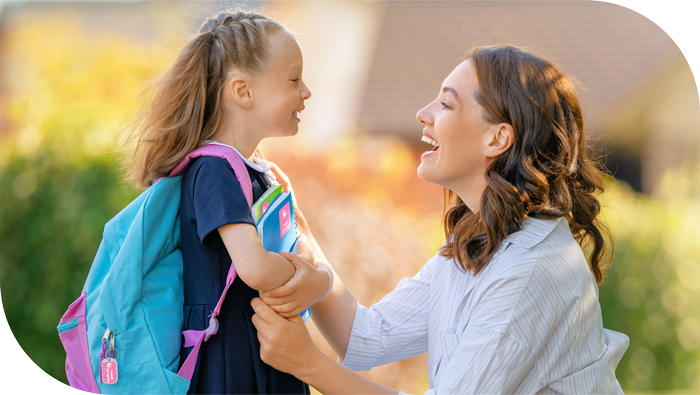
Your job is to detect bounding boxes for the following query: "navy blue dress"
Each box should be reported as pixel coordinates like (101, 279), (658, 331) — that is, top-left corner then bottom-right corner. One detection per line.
(179, 156), (310, 395)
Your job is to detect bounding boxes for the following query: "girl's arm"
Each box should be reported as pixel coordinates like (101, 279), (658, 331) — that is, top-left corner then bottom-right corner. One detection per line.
(251, 298), (399, 395)
(218, 223), (297, 291)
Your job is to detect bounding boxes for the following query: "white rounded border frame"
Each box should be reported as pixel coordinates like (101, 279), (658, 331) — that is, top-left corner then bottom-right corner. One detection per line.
(0, 0), (697, 394)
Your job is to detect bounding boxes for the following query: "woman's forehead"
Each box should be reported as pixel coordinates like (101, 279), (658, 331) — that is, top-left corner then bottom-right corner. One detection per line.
(443, 60), (478, 96)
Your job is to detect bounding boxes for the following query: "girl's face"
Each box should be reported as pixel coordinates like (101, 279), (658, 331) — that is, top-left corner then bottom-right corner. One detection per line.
(251, 32), (311, 139)
(416, 59), (499, 203)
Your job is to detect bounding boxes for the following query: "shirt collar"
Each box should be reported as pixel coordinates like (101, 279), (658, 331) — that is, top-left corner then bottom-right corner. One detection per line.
(502, 217), (564, 250)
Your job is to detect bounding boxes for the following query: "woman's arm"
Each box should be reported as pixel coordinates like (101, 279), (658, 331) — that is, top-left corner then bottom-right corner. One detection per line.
(260, 244), (358, 359)
(251, 298), (398, 395)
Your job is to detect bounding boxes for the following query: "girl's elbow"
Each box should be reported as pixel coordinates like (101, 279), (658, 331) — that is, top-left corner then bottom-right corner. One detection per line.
(236, 269), (268, 291)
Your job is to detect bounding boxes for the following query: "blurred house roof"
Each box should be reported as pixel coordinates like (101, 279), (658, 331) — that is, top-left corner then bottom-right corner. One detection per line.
(358, 1), (681, 139)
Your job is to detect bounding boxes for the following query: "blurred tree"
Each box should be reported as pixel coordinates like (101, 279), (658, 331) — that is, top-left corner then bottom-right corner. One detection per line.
(0, 15), (167, 384)
(599, 162), (700, 393)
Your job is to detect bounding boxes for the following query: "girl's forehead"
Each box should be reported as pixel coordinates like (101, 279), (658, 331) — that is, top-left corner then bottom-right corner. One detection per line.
(268, 34), (303, 70)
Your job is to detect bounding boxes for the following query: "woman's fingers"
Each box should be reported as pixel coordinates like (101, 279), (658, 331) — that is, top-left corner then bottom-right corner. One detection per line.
(268, 162), (291, 193)
(251, 297), (281, 325)
(279, 249), (314, 271)
(261, 277), (297, 299)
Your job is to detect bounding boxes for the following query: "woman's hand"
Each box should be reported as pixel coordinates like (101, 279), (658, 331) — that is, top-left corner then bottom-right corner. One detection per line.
(251, 297), (323, 377)
(252, 297), (398, 395)
(261, 235), (332, 317)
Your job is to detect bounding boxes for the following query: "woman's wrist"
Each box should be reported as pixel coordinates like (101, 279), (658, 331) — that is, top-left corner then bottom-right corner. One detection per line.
(313, 263), (333, 302)
(295, 345), (331, 385)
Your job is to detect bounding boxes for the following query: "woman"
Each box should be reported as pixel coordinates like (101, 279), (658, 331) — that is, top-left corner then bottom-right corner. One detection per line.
(250, 45), (629, 394)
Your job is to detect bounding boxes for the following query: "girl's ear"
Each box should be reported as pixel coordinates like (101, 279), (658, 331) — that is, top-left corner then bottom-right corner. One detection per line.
(227, 75), (254, 108)
(484, 123), (514, 158)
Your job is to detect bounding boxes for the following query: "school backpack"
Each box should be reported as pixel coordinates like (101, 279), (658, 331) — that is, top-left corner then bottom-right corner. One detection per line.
(56, 144), (253, 394)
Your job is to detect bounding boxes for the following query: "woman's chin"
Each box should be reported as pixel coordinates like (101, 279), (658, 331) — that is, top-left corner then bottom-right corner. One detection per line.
(417, 164), (442, 187)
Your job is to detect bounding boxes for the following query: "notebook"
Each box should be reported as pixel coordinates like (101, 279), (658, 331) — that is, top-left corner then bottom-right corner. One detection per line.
(253, 189), (311, 322)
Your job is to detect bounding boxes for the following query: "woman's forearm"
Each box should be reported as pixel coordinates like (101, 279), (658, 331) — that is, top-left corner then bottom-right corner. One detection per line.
(296, 216), (359, 360)
(299, 349), (398, 395)
(310, 260), (358, 360)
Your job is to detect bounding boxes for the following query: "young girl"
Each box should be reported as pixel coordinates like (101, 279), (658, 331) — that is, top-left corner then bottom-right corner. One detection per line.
(251, 45), (629, 394)
(125, 10), (332, 394)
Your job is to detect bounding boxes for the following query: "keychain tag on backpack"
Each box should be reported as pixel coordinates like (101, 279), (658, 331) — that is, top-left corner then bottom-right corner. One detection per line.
(101, 357), (118, 384)
(101, 331), (118, 385)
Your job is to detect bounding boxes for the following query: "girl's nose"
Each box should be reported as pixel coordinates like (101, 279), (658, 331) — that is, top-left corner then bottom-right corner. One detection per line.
(301, 81), (312, 100)
(416, 103), (433, 126)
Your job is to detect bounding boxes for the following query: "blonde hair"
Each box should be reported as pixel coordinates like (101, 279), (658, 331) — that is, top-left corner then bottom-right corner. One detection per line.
(123, 10), (286, 188)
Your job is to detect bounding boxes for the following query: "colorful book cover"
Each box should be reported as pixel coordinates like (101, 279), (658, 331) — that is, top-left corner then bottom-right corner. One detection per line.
(253, 191), (311, 322)
(255, 192), (297, 254)
(251, 184), (284, 223)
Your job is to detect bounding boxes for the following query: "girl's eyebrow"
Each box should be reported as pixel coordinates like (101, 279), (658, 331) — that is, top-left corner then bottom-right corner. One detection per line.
(442, 86), (460, 101)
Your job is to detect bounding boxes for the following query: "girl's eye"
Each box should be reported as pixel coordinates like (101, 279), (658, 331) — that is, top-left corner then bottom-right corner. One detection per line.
(291, 78), (299, 83)
(440, 101), (450, 110)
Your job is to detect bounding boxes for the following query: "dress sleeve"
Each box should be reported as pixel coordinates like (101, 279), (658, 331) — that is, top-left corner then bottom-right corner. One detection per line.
(342, 261), (432, 371)
(192, 157), (256, 248)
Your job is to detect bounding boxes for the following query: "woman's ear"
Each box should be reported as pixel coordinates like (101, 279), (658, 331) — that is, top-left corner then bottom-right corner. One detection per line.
(484, 123), (514, 158)
(226, 75), (254, 109)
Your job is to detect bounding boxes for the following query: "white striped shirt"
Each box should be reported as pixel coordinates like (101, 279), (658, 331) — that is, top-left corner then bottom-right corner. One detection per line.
(343, 217), (629, 394)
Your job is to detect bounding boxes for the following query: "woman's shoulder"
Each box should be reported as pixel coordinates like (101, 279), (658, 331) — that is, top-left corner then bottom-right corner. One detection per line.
(492, 217), (588, 275)
(468, 217), (598, 331)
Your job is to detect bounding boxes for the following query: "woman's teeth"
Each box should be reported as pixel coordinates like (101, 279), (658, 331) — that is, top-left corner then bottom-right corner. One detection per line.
(421, 135), (440, 151)
(294, 111), (300, 120)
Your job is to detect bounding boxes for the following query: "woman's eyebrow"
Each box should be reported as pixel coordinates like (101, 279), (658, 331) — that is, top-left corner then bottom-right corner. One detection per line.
(442, 86), (460, 101)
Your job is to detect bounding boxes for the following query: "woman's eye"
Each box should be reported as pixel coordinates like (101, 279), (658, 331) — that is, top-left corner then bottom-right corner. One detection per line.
(291, 78), (299, 83)
(440, 101), (450, 110)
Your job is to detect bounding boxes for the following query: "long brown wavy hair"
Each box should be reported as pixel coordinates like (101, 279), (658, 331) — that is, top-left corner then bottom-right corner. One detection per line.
(439, 45), (612, 285)
(122, 10), (285, 188)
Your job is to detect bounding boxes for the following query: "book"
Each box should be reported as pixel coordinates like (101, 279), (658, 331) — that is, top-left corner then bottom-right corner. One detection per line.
(252, 188), (311, 322)
(255, 191), (297, 254)
(251, 184), (284, 223)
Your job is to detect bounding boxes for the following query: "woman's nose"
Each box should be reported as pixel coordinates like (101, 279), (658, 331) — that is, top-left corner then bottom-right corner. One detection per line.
(416, 103), (433, 126)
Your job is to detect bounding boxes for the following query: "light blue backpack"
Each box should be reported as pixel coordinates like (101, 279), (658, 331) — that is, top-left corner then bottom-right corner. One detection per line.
(56, 144), (253, 394)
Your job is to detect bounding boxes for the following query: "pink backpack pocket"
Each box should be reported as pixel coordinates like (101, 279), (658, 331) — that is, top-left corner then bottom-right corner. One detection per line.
(57, 291), (100, 393)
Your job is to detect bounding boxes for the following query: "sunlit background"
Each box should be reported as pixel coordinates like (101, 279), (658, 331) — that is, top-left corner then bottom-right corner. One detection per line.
(0, 1), (699, 394)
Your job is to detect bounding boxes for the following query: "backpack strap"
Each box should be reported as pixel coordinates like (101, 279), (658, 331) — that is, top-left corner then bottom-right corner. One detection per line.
(170, 144), (254, 207)
(170, 143), (255, 382)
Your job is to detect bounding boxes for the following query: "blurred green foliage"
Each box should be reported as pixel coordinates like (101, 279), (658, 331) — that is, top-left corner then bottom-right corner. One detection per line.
(0, 13), (699, 394)
(0, 152), (137, 382)
(599, 165), (700, 393)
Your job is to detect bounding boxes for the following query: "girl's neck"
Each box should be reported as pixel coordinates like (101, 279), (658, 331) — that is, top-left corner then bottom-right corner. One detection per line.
(213, 130), (259, 160)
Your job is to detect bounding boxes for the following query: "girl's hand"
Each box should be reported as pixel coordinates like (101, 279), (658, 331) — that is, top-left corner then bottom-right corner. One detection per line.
(251, 297), (323, 376)
(261, 235), (332, 317)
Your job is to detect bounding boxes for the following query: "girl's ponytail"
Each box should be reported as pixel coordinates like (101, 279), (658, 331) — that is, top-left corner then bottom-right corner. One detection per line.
(123, 10), (285, 188)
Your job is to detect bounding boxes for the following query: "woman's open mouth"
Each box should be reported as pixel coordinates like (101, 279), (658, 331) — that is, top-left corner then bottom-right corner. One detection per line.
(421, 135), (440, 152)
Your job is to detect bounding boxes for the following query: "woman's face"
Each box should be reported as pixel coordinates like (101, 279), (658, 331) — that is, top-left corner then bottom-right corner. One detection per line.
(416, 59), (498, 202)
